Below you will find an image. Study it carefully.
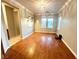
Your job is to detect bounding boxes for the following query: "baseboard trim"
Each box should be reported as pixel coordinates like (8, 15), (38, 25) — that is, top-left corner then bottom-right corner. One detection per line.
(22, 32), (34, 39)
(62, 39), (77, 58)
(5, 46), (10, 53)
(35, 31), (56, 34)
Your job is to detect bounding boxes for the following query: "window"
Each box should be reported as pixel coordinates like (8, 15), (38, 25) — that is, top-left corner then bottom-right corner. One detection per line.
(41, 17), (47, 28)
(40, 16), (54, 30)
(47, 18), (53, 29)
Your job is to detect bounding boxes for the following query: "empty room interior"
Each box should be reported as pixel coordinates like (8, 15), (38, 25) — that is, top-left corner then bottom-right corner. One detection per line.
(1, 0), (77, 59)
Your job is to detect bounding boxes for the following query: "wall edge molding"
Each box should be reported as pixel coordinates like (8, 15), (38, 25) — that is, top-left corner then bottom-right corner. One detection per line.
(58, 0), (72, 13)
(22, 32), (34, 39)
(62, 39), (77, 58)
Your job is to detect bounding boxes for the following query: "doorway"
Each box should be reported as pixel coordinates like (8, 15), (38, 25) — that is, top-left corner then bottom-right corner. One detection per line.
(2, 2), (21, 46)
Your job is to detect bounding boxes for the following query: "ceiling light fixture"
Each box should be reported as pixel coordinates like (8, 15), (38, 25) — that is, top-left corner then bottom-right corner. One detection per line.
(35, 0), (49, 15)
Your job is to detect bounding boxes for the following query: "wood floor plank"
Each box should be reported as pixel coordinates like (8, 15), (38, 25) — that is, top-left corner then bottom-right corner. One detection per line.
(4, 32), (76, 59)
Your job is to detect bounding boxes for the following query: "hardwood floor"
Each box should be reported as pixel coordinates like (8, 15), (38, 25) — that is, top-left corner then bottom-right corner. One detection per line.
(4, 32), (76, 59)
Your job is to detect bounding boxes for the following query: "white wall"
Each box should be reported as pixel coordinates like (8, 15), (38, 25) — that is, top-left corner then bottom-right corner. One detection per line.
(58, 0), (77, 56)
(20, 8), (34, 38)
(21, 17), (34, 38)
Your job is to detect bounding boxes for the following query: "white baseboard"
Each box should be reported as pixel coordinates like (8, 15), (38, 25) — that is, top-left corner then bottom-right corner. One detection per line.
(5, 46), (10, 53)
(22, 32), (34, 39)
(35, 31), (56, 34)
(62, 39), (77, 58)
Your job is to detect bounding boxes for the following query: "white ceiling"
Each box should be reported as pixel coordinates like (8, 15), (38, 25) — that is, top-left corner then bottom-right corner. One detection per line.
(3, 0), (68, 14)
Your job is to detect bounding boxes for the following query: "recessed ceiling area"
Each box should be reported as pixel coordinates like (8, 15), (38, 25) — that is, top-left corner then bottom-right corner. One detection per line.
(15, 0), (67, 14)
(2, 0), (68, 15)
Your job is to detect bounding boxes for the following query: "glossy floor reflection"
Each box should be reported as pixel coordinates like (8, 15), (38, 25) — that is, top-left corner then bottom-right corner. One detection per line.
(4, 32), (76, 59)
